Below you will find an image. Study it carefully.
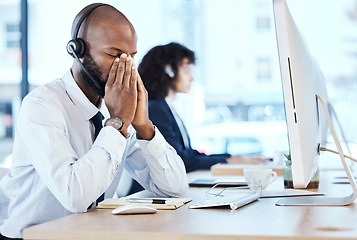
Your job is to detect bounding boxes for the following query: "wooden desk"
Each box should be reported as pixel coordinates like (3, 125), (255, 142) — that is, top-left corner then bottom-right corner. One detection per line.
(24, 170), (357, 240)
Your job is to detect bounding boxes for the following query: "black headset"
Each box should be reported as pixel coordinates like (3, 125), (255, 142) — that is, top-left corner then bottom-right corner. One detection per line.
(67, 3), (106, 58)
(66, 3), (107, 93)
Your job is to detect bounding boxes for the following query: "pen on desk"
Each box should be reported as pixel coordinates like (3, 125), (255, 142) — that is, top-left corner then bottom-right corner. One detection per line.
(128, 198), (168, 204)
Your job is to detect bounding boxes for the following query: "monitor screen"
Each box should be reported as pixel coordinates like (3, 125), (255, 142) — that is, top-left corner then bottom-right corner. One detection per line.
(273, 0), (326, 188)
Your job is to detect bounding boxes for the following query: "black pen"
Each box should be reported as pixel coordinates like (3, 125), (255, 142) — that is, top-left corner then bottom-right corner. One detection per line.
(128, 198), (168, 204)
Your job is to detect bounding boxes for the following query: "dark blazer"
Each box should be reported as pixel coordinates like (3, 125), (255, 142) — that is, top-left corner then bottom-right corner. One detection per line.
(128, 99), (230, 195)
(149, 99), (229, 173)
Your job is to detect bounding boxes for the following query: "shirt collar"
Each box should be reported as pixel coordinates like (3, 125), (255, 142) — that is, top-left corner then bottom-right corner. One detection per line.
(166, 97), (180, 114)
(165, 97), (174, 108)
(62, 70), (100, 121)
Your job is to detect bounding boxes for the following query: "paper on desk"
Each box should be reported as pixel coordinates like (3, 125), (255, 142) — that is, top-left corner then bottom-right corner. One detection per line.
(260, 189), (324, 198)
(97, 196), (192, 210)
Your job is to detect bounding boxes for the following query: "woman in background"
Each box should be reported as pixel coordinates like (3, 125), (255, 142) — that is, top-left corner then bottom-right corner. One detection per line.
(128, 42), (268, 194)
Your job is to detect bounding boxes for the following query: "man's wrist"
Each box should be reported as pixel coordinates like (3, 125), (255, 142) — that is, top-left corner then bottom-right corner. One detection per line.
(132, 120), (155, 140)
(119, 124), (131, 139)
(104, 117), (130, 139)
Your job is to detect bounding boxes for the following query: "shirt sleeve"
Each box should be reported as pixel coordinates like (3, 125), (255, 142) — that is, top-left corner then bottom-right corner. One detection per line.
(124, 127), (188, 197)
(18, 97), (127, 212)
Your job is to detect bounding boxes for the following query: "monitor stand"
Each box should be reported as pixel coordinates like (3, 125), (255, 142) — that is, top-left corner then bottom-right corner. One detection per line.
(329, 102), (356, 173)
(276, 95), (357, 206)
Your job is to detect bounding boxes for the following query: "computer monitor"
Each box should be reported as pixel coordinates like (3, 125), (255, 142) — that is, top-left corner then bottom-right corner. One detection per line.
(273, 0), (322, 188)
(313, 58), (329, 147)
(273, 0), (357, 206)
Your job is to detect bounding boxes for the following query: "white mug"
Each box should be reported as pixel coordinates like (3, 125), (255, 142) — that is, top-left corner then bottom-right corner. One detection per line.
(243, 168), (277, 190)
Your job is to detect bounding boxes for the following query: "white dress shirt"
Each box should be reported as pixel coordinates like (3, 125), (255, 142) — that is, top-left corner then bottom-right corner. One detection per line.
(0, 70), (188, 238)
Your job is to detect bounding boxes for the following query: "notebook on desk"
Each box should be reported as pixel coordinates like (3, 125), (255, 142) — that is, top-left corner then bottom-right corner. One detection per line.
(210, 163), (284, 176)
(260, 189), (324, 198)
(98, 196), (192, 210)
(189, 179), (247, 188)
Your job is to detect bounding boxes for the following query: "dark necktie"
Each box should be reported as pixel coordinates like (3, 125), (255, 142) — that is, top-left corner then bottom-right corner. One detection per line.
(90, 111), (105, 206)
(91, 111), (104, 140)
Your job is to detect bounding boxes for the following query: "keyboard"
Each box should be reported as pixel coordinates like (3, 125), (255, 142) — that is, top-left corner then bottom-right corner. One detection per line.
(189, 192), (260, 210)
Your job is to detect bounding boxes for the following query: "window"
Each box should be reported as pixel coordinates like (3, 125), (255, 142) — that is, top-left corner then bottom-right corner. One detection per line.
(256, 57), (272, 80)
(256, 16), (271, 30)
(6, 23), (20, 49)
(0, 0), (356, 166)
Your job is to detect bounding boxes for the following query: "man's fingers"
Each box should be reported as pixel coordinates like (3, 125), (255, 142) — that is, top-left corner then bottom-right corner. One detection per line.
(136, 71), (146, 94)
(122, 56), (133, 88)
(106, 58), (120, 87)
(115, 53), (127, 86)
(130, 65), (138, 89)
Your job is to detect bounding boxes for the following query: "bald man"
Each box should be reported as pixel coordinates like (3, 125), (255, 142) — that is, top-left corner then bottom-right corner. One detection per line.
(0, 3), (187, 239)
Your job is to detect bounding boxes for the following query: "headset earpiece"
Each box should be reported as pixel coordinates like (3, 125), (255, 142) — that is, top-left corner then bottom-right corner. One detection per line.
(165, 65), (175, 78)
(66, 38), (86, 58)
(66, 3), (107, 97)
(67, 3), (106, 59)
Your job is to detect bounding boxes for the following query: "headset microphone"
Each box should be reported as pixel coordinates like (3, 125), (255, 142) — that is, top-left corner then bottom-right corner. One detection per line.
(67, 44), (102, 90)
(66, 3), (107, 96)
